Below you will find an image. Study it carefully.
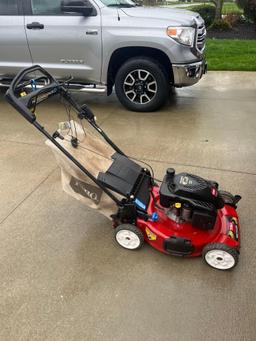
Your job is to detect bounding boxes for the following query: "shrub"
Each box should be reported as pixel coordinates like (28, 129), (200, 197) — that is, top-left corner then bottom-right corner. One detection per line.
(189, 5), (216, 28)
(236, 0), (256, 25)
(211, 19), (232, 31)
(223, 13), (242, 27)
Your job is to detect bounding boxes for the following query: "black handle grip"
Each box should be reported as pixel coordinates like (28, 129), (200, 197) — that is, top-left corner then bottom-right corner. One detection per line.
(27, 22), (44, 30)
(5, 65), (59, 123)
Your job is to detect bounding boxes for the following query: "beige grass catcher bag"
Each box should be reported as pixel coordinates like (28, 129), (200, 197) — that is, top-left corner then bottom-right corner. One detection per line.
(46, 121), (118, 219)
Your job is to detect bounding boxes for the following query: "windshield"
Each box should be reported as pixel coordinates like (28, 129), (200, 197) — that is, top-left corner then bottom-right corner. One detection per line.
(100, 0), (137, 7)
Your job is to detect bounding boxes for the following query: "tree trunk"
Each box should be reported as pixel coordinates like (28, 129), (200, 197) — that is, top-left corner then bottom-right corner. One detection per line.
(143, 0), (165, 6)
(143, 0), (157, 5)
(211, 0), (224, 21)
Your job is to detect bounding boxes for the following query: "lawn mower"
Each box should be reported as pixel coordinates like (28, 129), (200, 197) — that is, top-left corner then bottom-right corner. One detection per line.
(6, 65), (241, 271)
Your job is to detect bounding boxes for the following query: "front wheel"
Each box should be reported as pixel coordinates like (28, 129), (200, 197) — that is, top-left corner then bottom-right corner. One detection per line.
(202, 243), (239, 270)
(115, 224), (144, 250)
(115, 58), (170, 112)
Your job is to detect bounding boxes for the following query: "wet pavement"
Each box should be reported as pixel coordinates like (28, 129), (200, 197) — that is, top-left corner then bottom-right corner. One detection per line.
(0, 71), (256, 341)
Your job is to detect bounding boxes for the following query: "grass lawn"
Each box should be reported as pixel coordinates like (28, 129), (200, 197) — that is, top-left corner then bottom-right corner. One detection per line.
(172, 2), (242, 14)
(206, 39), (256, 71)
(222, 2), (243, 14)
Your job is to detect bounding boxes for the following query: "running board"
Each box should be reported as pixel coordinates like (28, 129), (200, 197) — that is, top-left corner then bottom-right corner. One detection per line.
(68, 83), (106, 93)
(0, 81), (106, 93)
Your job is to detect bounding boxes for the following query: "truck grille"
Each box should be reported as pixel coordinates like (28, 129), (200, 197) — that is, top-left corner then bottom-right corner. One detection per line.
(196, 24), (206, 52)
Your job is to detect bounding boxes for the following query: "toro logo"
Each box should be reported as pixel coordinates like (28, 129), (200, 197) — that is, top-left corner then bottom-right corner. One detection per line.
(70, 177), (103, 204)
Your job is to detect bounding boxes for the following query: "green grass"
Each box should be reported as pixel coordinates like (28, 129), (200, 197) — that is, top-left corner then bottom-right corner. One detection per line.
(206, 39), (256, 71)
(173, 2), (242, 15)
(222, 2), (243, 15)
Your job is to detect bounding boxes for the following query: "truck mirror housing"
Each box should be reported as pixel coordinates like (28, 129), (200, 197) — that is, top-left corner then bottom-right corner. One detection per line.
(61, 0), (94, 16)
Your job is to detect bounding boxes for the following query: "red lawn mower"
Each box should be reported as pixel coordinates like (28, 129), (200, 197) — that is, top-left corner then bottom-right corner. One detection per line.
(6, 66), (241, 271)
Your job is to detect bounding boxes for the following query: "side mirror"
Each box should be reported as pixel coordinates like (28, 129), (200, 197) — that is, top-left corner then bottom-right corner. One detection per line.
(61, 0), (94, 16)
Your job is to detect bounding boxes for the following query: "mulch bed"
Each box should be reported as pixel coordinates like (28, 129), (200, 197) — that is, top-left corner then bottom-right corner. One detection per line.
(207, 23), (256, 39)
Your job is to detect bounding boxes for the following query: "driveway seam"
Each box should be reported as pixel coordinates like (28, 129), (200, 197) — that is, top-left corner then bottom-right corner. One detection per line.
(96, 112), (114, 126)
(176, 95), (256, 102)
(0, 139), (43, 147)
(0, 167), (58, 226)
(2, 139), (253, 176)
(139, 157), (256, 176)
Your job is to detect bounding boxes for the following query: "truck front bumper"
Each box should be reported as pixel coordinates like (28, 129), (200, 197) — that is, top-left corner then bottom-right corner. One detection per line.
(172, 60), (207, 87)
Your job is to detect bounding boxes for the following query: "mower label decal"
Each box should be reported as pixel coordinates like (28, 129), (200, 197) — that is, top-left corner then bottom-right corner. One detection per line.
(134, 198), (146, 210)
(70, 177), (103, 204)
(145, 227), (157, 241)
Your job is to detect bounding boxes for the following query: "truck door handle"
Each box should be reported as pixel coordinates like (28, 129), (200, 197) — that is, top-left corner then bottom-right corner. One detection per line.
(86, 29), (98, 35)
(26, 22), (44, 30)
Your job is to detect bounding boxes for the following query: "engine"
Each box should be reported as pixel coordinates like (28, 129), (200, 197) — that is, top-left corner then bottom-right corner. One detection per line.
(159, 168), (225, 230)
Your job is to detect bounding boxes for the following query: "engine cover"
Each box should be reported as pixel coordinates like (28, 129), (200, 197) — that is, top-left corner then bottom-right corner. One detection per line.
(160, 168), (225, 230)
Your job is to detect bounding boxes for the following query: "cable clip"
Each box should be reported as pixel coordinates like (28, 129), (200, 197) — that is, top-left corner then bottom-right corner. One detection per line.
(52, 131), (64, 140)
(71, 137), (78, 148)
(31, 79), (37, 91)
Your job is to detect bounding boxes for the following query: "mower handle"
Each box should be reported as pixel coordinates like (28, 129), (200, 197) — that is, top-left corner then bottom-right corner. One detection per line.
(5, 65), (60, 124)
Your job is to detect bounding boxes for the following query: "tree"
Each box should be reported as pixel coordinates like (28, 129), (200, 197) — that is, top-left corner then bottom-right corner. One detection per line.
(210, 0), (224, 21)
(143, 0), (164, 5)
(237, 0), (256, 26)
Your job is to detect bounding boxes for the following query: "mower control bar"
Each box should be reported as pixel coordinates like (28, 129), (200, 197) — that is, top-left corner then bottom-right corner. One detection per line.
(6, 65), (60, 123)
(5, 65), (126, 206)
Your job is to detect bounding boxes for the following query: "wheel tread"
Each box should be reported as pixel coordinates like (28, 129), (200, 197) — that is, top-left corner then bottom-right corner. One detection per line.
(202, 243), (239, 270)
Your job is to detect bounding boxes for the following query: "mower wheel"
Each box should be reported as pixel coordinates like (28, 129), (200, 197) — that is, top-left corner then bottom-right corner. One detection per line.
(115, 224), (144, 250)
(202, 243), (239, 271)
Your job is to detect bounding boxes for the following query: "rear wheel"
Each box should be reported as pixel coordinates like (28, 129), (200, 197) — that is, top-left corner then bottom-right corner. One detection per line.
(202, 243), (239, 270)
(115, 224), (144, 250)
(115, 57), (170, 112)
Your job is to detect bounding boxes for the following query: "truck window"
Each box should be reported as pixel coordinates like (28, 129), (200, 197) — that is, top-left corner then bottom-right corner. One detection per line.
(31, 0), (62, 15)
(0, 0), (18, 15)
(30, 0), (84, 15)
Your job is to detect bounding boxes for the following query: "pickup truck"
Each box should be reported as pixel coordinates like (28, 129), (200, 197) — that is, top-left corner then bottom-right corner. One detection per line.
(0, 0), (207, 112)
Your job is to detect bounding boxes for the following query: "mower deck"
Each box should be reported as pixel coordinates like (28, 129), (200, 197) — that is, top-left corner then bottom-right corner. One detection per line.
(137, 187), (240, 257)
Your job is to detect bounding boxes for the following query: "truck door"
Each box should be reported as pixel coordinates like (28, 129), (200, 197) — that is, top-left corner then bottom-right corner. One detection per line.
(24, 0), (102, 83)
(0, 0), (32, 79)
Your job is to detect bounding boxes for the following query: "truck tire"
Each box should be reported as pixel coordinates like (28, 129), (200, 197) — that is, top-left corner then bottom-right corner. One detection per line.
(115, 57), (170, 112)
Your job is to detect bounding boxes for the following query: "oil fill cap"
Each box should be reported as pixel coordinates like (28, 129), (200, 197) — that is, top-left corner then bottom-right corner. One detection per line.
(167, 168), (175, 176)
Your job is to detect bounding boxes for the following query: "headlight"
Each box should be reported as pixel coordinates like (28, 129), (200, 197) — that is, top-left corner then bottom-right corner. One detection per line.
(167, 27), (195, 47)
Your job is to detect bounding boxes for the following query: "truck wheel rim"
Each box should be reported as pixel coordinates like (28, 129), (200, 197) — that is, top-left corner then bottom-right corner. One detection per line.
(123, 69), (157, 104)
(205, 250), (235, 270)
(116, 230), (141, 249)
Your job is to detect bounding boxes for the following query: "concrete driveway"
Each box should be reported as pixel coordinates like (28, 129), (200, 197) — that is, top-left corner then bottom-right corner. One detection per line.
(0, 72), (256, 341)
